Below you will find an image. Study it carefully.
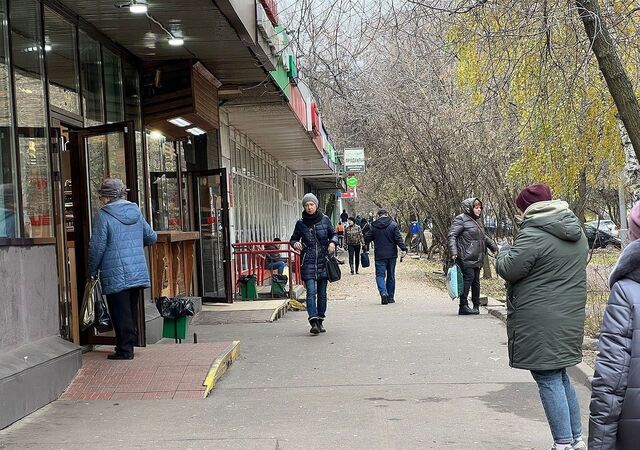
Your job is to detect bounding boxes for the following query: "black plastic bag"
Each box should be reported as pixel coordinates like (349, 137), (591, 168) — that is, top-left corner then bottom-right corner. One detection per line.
(155, 296), (195, 319)
(94, 287), (113, 333)
(360, 251), (370, 268)
(326, 255), (342, 282)
(237, 274), (257, 285)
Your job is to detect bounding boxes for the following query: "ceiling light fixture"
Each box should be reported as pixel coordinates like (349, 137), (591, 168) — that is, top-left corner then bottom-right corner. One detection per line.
(167, 117), (191, 127)
(129, 0), (148, 14)
(186, 127), (206, 136)
(168, 37), (184, 47)
(44, 44), (52, 51)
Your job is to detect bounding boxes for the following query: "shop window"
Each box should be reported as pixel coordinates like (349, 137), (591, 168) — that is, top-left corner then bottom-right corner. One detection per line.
(103, 48), (123, 124)
(0, 0), (16, 238)
(148, 132), (181, 231)
(79, 31), (104, 126)
(177, 141), (191, 231)
(44, 7), (80, 116)
(11, 0), (52, 238)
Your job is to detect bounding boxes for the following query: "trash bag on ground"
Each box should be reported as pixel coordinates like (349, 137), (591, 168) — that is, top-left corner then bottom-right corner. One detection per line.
(155, 296), (195, 319)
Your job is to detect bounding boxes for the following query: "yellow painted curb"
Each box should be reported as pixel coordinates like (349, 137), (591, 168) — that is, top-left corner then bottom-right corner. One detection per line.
(269, 300), (289, 322)
(202, 340), (240, 398)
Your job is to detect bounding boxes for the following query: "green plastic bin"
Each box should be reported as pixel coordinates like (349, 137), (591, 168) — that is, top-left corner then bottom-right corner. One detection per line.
(270, 274), (288, 297)
(162, 316), (188, 339)
(238, 275), (258, 300)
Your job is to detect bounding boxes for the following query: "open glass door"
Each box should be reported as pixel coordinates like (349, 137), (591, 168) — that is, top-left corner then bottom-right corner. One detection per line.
(68, 121), (145, 345)
(193, 169), (231, 303)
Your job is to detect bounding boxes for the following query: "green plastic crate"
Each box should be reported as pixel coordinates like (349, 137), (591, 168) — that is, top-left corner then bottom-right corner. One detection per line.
(162, 316), (188, 339)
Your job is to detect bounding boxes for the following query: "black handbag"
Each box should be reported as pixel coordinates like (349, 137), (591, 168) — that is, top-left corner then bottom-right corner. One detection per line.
(326, 255), (342, 282)
(360, 251), (370, 268)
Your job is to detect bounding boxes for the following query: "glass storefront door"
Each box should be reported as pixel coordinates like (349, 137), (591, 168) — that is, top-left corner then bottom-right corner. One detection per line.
(193, 169), (231, 303)
(65, 121), (145, 345)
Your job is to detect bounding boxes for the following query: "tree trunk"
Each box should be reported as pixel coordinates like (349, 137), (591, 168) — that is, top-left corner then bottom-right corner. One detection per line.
(576, 0), (640, 163)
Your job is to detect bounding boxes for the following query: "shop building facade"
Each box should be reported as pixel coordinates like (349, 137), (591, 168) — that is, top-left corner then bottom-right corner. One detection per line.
(0, 0), (339, 429)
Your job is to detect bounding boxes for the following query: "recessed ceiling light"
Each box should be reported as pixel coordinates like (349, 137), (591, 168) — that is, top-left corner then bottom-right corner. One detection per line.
(168, 37), (184, 47)
(167, 117), (191, 127)
(129, 1), (148, 14)
(186, 127), (206, 136)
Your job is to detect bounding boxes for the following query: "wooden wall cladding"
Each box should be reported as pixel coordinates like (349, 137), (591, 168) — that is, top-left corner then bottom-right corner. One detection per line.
(143, 60), (221, 139)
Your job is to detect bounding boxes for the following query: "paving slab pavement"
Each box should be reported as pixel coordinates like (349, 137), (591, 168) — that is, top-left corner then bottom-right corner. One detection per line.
(0, 258), (591, 449)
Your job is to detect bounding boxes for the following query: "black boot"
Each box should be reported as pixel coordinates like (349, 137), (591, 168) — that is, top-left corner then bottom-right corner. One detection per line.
(381, 294), (389, 305)
(387, 297), (395, 304)
(458, 300), (474, 315)
(471, 301), (480, 315)
(317, 319), (326, 333)
(309, 319), (320, 335)
(350, 265), (354, 275)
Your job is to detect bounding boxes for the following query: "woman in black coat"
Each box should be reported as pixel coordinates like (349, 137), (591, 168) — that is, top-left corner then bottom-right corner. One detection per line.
(290, 193), (338, 335)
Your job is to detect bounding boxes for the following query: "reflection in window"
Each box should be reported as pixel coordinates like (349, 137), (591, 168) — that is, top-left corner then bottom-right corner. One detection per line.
(86, 132), (127, 220)
(79, 31), (104, 126)
(0, 1), (16, 238)
(44, 7), (80, 115)
(103, 48), (123, 123)
(11, 0), (52, 238)
(148, 132), (181, 231)
(123, 61), (146, 214)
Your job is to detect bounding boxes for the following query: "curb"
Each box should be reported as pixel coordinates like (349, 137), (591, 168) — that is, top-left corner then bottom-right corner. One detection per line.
(202, 340), (240, 398)
(269, 300), (289, 322)
(484, 305), (594, 391)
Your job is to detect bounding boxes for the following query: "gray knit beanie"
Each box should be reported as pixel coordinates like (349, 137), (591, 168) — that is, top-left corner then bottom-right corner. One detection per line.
(302, 193), (319, 208)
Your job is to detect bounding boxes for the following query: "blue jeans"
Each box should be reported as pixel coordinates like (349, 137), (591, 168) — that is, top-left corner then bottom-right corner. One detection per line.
(305, 278), (328, 321)
(265, 260), (286, 275)
(375, 258), (397, 299)
(530, 369), (583, 443)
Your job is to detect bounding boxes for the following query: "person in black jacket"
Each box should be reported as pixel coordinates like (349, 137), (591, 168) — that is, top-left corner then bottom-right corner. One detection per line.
(290, 193), (338, 335)
(448, 197), (498, 315)
(364, 209), (407, 304)
(340, 209), (348, 224)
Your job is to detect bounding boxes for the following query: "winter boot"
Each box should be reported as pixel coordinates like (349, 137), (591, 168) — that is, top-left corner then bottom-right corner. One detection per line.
(387, 297), (395, 304)
(471, 301), (480, 315)
(350, 265), (354, 275)
(458, 300), (474, 315)
(317, 319), (326, 333)
(309, 319), (320, 335)
(381, 294), (389, 305)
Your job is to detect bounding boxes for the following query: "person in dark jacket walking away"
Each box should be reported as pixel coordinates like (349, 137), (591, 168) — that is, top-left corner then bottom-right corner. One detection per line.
(589, 201), (640, 450)
(345, 217), (364, 274)
(364, 209), (407, 304)
(448, 197), (498, 315)
(340, 209), (348, 224)
(496, 184), (588, 450)
(290, 193), (338, 335)
(88, 179), (157, 360)
(361, 217), (371, 252)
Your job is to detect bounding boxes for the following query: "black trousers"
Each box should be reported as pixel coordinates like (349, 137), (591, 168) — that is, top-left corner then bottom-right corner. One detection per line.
(348, 244), (361, 272)
(106, 288), (140, 356)
(460, 265), (481, 306)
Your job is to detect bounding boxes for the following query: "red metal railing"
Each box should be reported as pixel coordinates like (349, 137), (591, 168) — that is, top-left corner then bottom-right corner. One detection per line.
(231, 241), (301, 298)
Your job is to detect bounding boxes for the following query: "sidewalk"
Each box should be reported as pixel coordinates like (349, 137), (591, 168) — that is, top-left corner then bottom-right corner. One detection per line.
(0, 258), (592, 449)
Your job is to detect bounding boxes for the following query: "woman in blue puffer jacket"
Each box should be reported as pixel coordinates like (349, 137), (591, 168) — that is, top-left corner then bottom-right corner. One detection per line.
(290, 193), (338, 335)
(589, 201), (640, 450)
(88, 178), (157, 360)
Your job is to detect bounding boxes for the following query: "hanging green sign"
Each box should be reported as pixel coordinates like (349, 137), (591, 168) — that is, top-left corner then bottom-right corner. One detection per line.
(346, 177), (358, 187)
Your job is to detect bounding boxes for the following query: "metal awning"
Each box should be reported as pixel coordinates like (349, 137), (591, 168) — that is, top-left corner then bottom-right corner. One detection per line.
(56, 0), (270, 87)
(225, 102), (334, 176)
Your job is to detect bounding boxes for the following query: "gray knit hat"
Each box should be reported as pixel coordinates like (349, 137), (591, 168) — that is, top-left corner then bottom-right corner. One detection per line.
(98, 178), (128, 198)
(302, 192), (319, 207)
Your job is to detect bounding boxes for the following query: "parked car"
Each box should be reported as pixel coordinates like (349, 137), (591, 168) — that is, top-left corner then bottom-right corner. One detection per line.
(585, 219), (619, 237)
(584, 224), (622, 249)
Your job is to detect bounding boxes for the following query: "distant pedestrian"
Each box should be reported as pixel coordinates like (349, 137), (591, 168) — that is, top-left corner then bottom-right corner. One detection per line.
(364, 209), (407, 305)
(496, 184), (588, 450)
(88, 179), (157, 360)
(588, 201), (640, 450)
(340, 209), (348, 224)
(355, 214), (362, 226)
(447, 197), (498, 315)
(345, 217), (364, 274)
(290, 193), (338, 335)
(361, 218), (371, 251)
(264, 237), (286, 275)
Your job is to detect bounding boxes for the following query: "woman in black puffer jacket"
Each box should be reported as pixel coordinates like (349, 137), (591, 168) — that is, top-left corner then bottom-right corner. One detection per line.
(290, 193), (338, 335)
(589, 201), (640, 450)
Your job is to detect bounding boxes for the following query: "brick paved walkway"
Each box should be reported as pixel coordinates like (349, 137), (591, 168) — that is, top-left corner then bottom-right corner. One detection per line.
(61, 342), (233, 401)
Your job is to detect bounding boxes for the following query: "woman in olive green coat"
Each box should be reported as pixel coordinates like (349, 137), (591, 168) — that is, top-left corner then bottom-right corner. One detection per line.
(496, 184), (588, 450)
